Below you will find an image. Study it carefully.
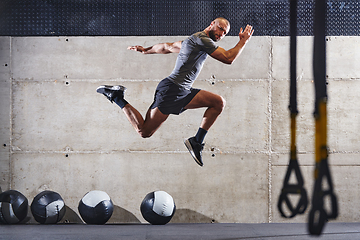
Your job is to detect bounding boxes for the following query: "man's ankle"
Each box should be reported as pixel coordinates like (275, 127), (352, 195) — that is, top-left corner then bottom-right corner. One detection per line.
(114, 96), (129, 109)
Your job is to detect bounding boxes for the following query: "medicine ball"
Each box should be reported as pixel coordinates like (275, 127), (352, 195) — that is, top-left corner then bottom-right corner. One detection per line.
(78, 190), (113, 224)
(0, 190), (28, 224)
(30, 190), (66, 224)
(140, 191), (176, 225)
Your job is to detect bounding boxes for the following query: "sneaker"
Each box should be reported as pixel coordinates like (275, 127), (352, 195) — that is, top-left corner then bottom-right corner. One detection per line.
(96, 85), (127, 103)
(184, 137), (204, 167)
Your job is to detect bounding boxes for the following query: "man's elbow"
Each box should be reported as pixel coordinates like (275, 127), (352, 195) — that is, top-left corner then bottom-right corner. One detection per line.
(221, 55), (235, 65)
(222, 58), (234, 65)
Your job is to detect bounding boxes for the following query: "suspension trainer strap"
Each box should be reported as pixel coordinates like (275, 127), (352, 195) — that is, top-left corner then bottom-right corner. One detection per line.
(277, 0), (308, 219)
(289, 0), (297, 115)
(308, 0), (338, 235)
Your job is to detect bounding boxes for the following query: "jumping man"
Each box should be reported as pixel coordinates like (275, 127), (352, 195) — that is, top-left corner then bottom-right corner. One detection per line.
(97, 17), (254, 166)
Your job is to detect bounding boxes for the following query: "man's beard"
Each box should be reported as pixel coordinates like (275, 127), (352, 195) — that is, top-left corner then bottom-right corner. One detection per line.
(208, 30), (218, 42)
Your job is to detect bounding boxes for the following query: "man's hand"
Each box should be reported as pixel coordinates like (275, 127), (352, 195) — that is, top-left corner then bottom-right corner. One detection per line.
(127, 45), (148, 53)
(239, 25), (254, 44)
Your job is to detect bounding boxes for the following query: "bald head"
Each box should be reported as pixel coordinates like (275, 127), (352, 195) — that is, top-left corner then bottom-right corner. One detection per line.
(205, 17), (230, 42)
(214, 17), (230, 28)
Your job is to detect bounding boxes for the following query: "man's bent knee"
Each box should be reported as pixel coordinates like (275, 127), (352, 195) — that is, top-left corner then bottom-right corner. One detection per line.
(216, 96), (226, 113)
(138, 124), (160, 138)
(137, 108), (168, 138)
(138, 129), (153, 138)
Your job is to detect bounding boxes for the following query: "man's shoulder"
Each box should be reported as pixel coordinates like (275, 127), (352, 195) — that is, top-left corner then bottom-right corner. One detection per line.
(192, 31), (208, 39)
(183, 31), (217, 55)
(191, 31), (215, 45)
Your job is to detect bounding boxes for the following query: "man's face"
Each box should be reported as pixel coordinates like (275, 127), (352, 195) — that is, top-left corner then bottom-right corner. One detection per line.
(209, 20), (230, 42)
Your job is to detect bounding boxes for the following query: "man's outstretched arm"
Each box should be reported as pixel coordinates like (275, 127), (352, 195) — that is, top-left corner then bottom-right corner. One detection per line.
(127, 41), (182, 54)
(211, 25), (254, 65)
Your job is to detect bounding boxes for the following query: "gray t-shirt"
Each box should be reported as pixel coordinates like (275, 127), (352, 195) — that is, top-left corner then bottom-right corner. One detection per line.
(167, 31), (218, 90)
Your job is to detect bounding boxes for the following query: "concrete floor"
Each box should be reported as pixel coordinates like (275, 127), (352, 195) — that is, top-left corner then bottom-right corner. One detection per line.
(1, 223), (360, 240)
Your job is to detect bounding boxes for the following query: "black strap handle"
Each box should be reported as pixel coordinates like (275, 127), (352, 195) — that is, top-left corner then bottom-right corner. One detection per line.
(278, 157), (308, 218)
(308, 158), (338, 235)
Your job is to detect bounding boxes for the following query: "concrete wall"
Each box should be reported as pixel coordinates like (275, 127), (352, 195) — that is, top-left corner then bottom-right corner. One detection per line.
(0, 35), (359, 223)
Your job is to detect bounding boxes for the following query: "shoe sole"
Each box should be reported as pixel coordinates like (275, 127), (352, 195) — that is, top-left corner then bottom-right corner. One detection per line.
(96, 85), (127, 94)
(184, 139), (203, 167)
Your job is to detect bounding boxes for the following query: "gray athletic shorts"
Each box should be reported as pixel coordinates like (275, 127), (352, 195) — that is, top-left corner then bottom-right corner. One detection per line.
(150, 78), (200, 115)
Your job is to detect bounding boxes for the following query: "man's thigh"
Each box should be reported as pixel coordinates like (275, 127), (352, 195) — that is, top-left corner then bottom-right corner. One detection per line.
(184, 90), (223, 109)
